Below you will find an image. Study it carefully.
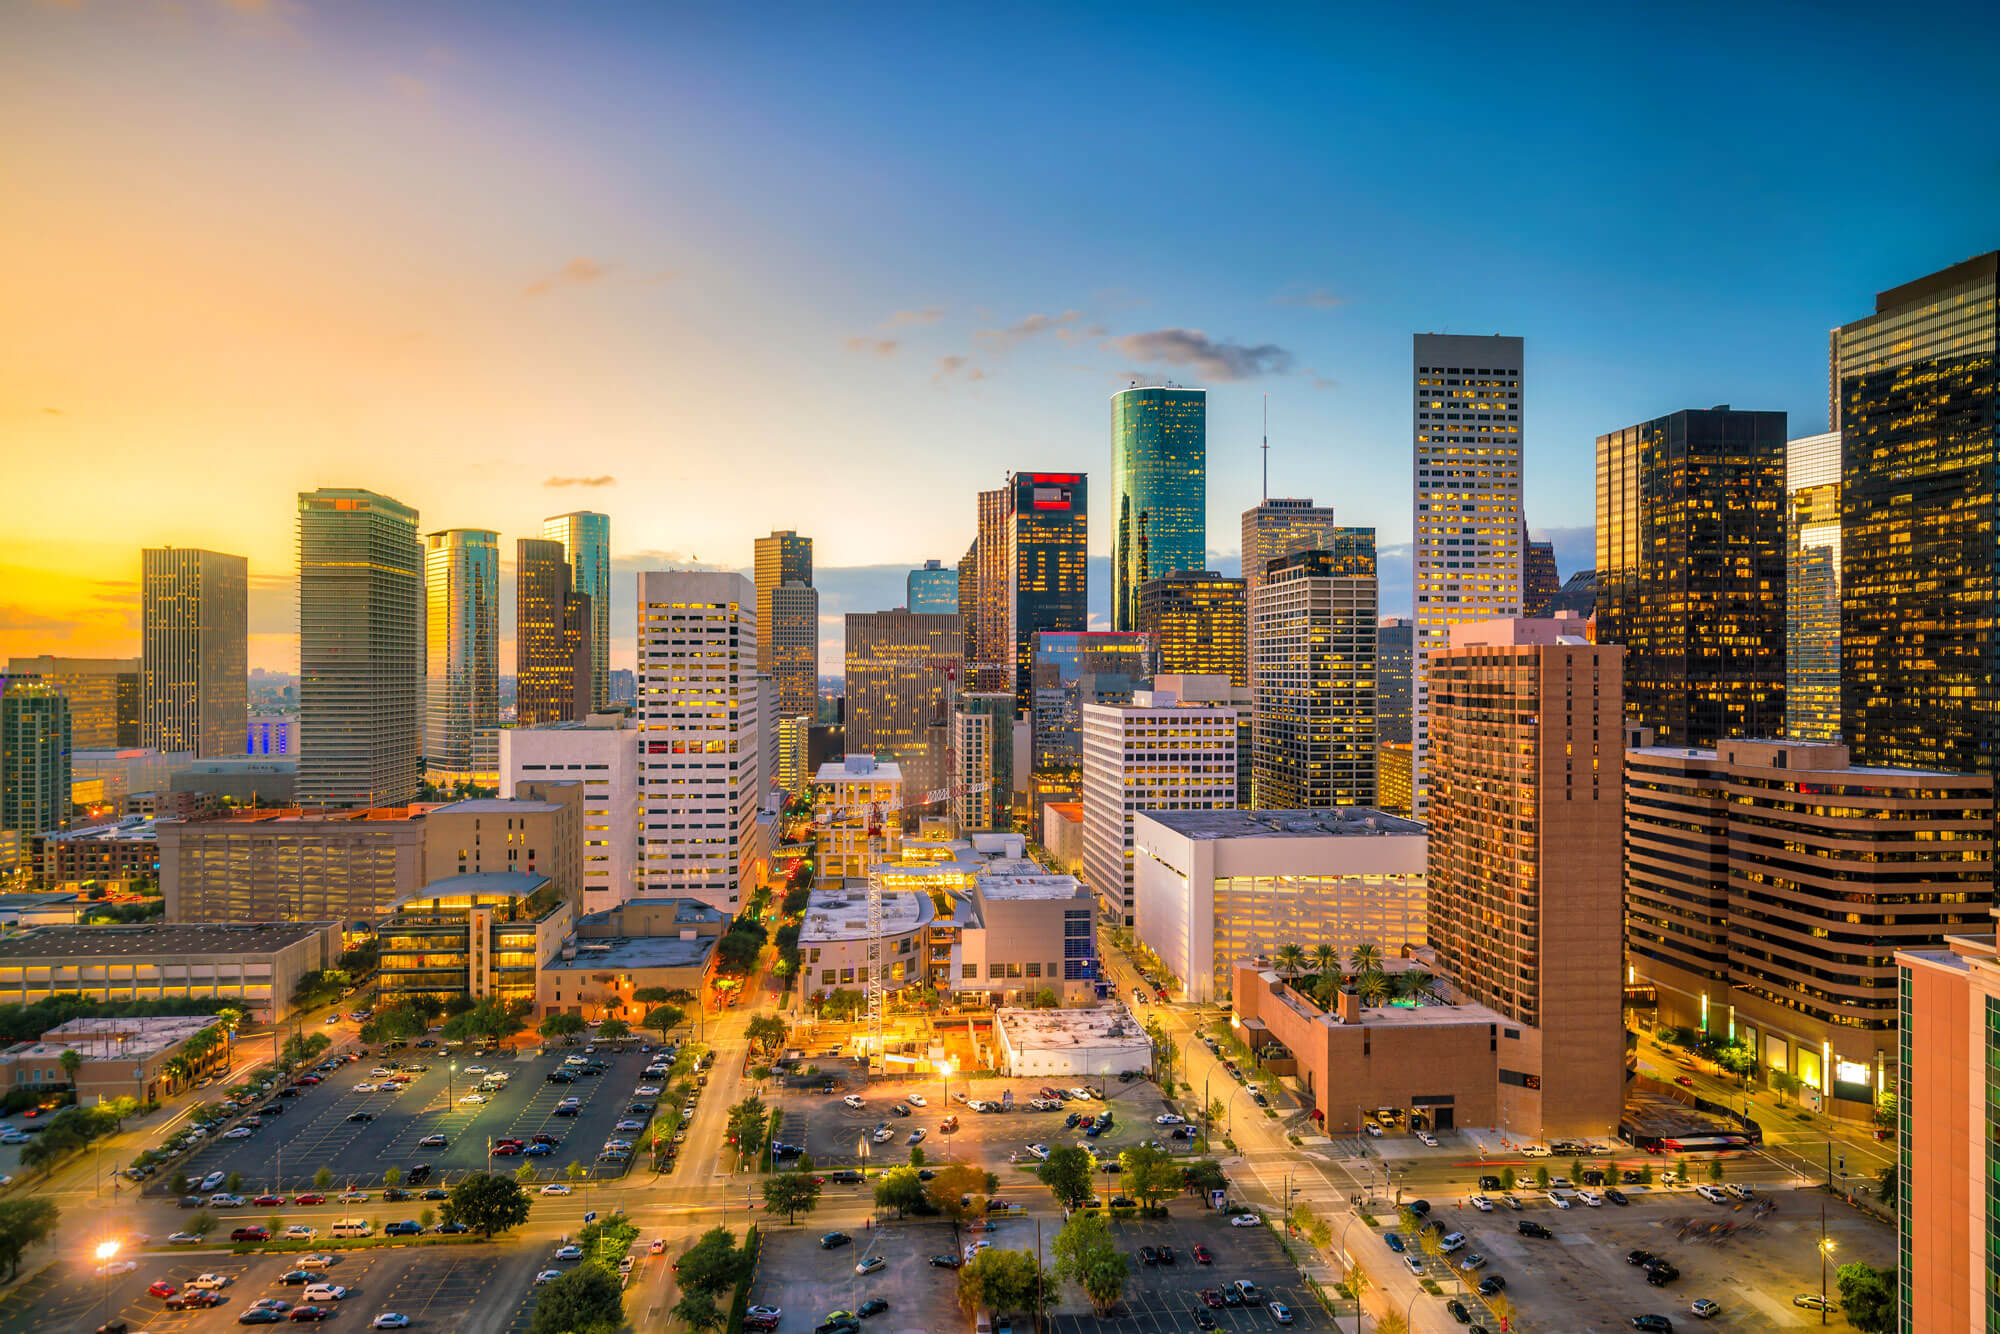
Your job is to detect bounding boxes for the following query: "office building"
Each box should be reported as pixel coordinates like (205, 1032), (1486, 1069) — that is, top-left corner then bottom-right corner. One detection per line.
(168, 757), (296, 808)
(1136, 572), (1247, 688)
(993, 1004), (1152, 1078)
(952, 693), (1014, 834)
(753, 671), (779, 811)
(33, 815), (160, 891)
(773, 714), (811, 794)
(379, 871), (572, 1006)
(1252, 540), (1377, 808)
(1596, 406), (1788, 747)
(501, 715), (641, 913)
(141, 546), (247, 758)
(1840, 252), (2000, 774)
(160, 806), (428, 925)
(1375, 618), (1413, 746)
(815, 754), (903, 881)
(1412, 334), (1524, 814)
(1376, 743), (1412, 816)
(844, 609), (961, 808)
(1080, 680), (1239, 928)
(908, 559), (959, 616)
(71, 747), (193, 815)
(636, 570), (761, 911)
(515, 537), (593, 725)
(972, 488), (1011, 692)
(541, 511), (611, 712)
(538, 897), (728, 1018)
(1427, 617), (1624, 1138)
(949, 865), (1099, 1005)
(298, 488), (423, 808)
(608, 668), (636, 707)
(425, 785), (584, 914)
(1627, 739), (1990, 1117)
(1522, 527), (1559, 617)
(1005, 472), (1089, 710)
(767, 582), (820, 719)
(1551, 569), (1598, 619)
(754, 531), (812, 660)
(957, 539), (979, 626)
(423, 529), (500, 785)
(1028, 631), (1152, 780)
(1111, 385), (1207, 632)
(1135, 808), (1426, 1004)
(5, 657), (140, 750)
(246, 713), (292, 756)
(1785, 431), (1843, 741)
(0, 923), (342, 1023)
(0, 1015), (240, 1106)
(2, 682), (71, 839)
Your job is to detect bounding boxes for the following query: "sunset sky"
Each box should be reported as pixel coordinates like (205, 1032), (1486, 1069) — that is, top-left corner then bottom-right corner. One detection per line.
(5, 0), (1997, 671)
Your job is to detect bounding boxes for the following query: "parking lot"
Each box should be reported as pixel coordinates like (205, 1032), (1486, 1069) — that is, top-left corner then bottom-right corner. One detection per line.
(166, 1042), (686, 1193)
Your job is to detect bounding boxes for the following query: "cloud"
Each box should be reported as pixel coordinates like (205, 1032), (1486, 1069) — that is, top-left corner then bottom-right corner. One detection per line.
(1311, 376), (1338, 391)
(524, 257), (612, 296)
(1055, 322), (1109, 345)
(843, 337), (900, 358)
(884, 307), (944, 327)
(1274, 286), (1346, 309)
(544, 475), (617, 489)
(976, 310), (1083, 350)
(1103, 328), (1294, 381)
(0, 605), (78, 634)
(932, 355), (986, 383)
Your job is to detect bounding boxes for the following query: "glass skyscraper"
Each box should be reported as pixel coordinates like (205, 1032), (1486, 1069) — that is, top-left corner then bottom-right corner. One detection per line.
(1135, 571), (1248, 687)
(542, 511), (610, 712)
(1784, 431), (1842, 742)
(1250, 534), (1377, 808)
(140, 547), (247, 758)
(1007, 472), (1088, 711)
(516, 537), (593, 725)
(1111, 386), (1206, 632)
(1029, 630), (1152, 787)
(424, 529), (500, 784)
(908, 560), (959, 615)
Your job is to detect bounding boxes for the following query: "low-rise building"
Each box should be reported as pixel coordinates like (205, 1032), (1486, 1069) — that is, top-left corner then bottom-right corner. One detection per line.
(799, 884), (934, 998)
(0, 921), (342, 1021)
(159, 807), (429, 927)
(33, 816), (161, 891)
(947, 866), (1099, 1006)
(815, 755), (903, 881)
(1134, 808), (1427, 1004)
(378, 872), (572, 1007)
(1041, 801), (1083, 874)
(424, 786), (586, 914)
(71, 748), (195, 815)
(537, 897), (728, 1019)
(169, 758), (298, 806)
(0, 892), (85, 928)
(0, 1015), (223, 1105)
(993, 1004), (1152, 1078)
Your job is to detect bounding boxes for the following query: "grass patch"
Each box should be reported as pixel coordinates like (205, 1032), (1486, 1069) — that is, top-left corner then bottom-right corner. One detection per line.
(1420, 1278), (1443, 1295)
(1360, 1213), (1379, 1227)
(230, 1233), (489, 1255)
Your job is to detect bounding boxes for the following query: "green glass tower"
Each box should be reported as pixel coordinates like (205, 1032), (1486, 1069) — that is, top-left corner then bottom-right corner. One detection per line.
(1111, 386), (1206, 632)
(1, 681), (72, 838)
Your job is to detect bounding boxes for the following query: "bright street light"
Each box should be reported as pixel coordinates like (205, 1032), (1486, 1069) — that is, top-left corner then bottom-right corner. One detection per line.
(94, 1240), (119, 1262)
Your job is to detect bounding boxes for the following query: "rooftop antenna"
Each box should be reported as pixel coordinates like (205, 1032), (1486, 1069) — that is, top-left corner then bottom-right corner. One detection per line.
(1261, 394), (1269, 501)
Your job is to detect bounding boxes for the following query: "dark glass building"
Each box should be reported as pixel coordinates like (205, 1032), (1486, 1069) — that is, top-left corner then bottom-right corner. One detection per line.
(1522, 525), (1559, 617)
(1839, 252), (2000, 774)
(1135, 571), (1248, 687)
(1007, 472), (1088, 712)
(1595, 406), (1788, 747)
(1111, 386), (1206, 632)
(1028, 631), (1152, 796)
(1375, 617), (1413, 746)
(515, 538), (593, 725)
(1250, 533), (1377, 808)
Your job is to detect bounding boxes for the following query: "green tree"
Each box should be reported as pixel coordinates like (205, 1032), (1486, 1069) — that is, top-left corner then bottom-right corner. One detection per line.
(515, 1162), (537, 1185)
(716, 931), (761, 972)
(313, 1166), (335, 1190)
(57, 1049), (81, 1086)
(442, 1172), (532, 1238)
(539, 1013), (585, 1042)
(929, 1162), (990, 1232)
(566, 1161), (587, 1185)
(1146, 1018), (1177, 1087)
(226, 1171), (243, 1193)
(1119, 1143), (1178, 1210)
(674, 1226), (744, 1298)
(644, 1005), (687, 1041)
(1039, 1146), (1094, 1210)
(956, 1247), (1055, 1324)
(187, 1208), (218, 1239)
(1876, 1164), (1897, 1204)
(1533, 1165), (1550, 1190)
(171, 1170), (190, 1195)
(727, 1095), (769, 1160)
(1274, 943), (1307, 978)
(761, 1172), (822, 1224)
(597, 1018), (631, 1042)
(819, 989), (866, 1022)
(1181, 1159), (1227, 1197)
(669, 1292), (726, 1332)
(1357, 970), (1389, 1007)
(419, 1207), (435, 1230)
(1837, 1261), (1898, 1334)
(0, 1198), (59, 1280)
(745, 1014), (787, 1055)
(1708, 1157), (1725, 1184)
(874, 1165), (927, 1218)
(1498, 1167), (1516, 1192)
(1348, 942), (1382, 974)
(1051, 1211), (1128, 1315)
(527, 1264), (624, 1334)
(383, 1166), (403, 1188)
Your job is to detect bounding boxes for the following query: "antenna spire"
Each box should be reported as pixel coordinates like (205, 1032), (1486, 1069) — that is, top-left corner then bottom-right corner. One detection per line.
(1261, 394), (1269, 501)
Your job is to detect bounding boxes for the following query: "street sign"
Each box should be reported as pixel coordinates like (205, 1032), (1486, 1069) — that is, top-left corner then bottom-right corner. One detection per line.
(583, 1211), (597, 1223)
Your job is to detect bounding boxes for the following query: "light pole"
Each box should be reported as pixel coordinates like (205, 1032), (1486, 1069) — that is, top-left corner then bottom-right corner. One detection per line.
(94, 1239), (119, 1331)
(1819, 1211), (1835, 1325)
(940, 1058), (955, 1162)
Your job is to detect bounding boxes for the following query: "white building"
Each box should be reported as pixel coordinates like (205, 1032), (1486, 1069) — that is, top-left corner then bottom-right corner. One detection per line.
(775, 714), (812, 794)
(1133, 807), (1428, 1004)
(948, 865), (1099, 1006)
(500, 713), (641, 914)
(1080, 680), (1239, 928)
(636, 570), (761, 912)
(1412, 333), (1524, 814)
(753, 672), (780, 812)
(799, 883), (935, 999)
(993, 1004), (1152, 1078)
(815, 754), (903, 882)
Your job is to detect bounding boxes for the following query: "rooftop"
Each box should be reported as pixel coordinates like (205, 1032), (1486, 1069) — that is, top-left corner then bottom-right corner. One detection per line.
(1246, 966), (1504, 1029)
(0, 893), (82, 911)
(544, 934), (718, 972)
(977, 867), (1087, 901)
(173, 807), (421, 826)
(1629, 742), (1977, 781)
(0, 921), (337, 961)
(1044, 802), (1084, 821)
(800, 887), (934, 943)
(1145, 808), (1425, 840)
(393, 871), (551, 907)
(818, 755), (902, 783)
(995, 1005), (1151, 1050)
(2, 1015), (219, 1063)
(428, 797), (567, 815)
(37, 816), (159, 845)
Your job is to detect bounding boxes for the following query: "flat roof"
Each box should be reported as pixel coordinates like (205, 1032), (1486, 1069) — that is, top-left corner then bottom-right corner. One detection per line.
(398, 871), (549, 903)
(1146, 808), (1425, 840)
(428, 798), (566, 814)
(3, 1015), (217, 1062)
(995, 1005), (1151, 1050)
(1628, 744), (1974, 780)
(817, 757), (903, 782)
(800, 887), (934, 943)
(40, 817), (158, 845)
(0, 921), (335, 961)
(1243, 966), (1505, 1029)
(977, 870), (1087, 901)
(0, 893), (81, 910)
(544, 935), (718, 972)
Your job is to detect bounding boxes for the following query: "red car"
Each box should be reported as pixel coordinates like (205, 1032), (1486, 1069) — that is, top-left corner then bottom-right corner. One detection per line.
(1191, 1245), (1213, 1264)
(293, 1193), (327, 1205)
(296, 1076), (322, 1086)
(230, 1226), (271, 1242)
(166, 1292), (225, 1310)
(254, 1194), (286, 1207)
(148, 1281), (179, 1298)
(1675, 1075), (1696, 1088)
(289, 1306), (331, 1322)
(490, 1144), (521, 1157)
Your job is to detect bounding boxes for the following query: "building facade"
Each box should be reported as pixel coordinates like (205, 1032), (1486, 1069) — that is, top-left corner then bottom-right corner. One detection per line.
(1412, 335), (1524, 815)
(3, 657), (139, 750)
(1028, 631), (1152, 785)
(973, 488), (1010, 693)
(159, 806), (429, 925)
(774, 713), (811, 794)
(541, 511), (611, 712)
(298, 489), (423, 808)
(379, 872), (571, 1006)
(1596, 406), (1788, 747)
(1251, 542), (1377, 808)
(767, 582), (820, 718)
(141, 547), (247, 758)
(1522, 528), (1559, 617)
(843, 609), (962, 809)
(1785, 431), (1843, 742)
(2, 682), (71, 840)
(951, 693), (1014, 834)
(1006, 472), (1089, 711)
(1111, 386), (1206, 633)
(0, 923), (342, 1022)
(814, 754), (903, 881)
(423, 529), (500, 785)
(501, 716), (640, 913)
(949, 868), (1100, 1006)
(1427, 617), (1624, 1138)
(515, 537), (593, 725)
(1136, 572), (1247, 688)
(424, 786), (585, 913)
(908, 560), (959, 615)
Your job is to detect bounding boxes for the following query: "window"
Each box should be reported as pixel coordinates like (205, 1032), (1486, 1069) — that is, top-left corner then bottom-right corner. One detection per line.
(962, 964), (976, 980)
(1025, 962), (1041, 978)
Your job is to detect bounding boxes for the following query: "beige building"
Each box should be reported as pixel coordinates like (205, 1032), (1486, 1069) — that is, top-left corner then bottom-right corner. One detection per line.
(1427, 616), (1624, 1139)
(0, 1016), (227, 1106)
(160, 807), (429, 926)
(947, 864), (1098, 1006)
(537, 897), (728, 1019)
(502, 716), (642, 914)
(3, 656), (139, 750)
(141, 546), (248, 759)
(1627, 739), (1991, 1117)
(424, 785), (585, 914)
(1240, 498), (1339, 692)
(379, 871), (571, 1006)
(799, 883), (934, 998)
(1041, 801), (1083, 873)
(815, 755), (903, 881)
(994, 1004), (1151, 1078)
(0, 922), (342, 1021)
(844, 609), (963, 809)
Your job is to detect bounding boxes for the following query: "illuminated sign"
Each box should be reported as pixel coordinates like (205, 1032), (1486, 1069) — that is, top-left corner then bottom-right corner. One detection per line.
(1835, 1058), (1870, 1087)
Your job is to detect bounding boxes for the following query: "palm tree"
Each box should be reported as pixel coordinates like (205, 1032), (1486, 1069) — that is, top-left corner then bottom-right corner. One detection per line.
(1404, 969), (1434, 1002)
(58, 1049), (81, 1088)
(1275, 944), (1307, 978)
(1348, 942), (1382, 976)
(1357, 971), (1390, 1007)
(1310, 943), (1338, 979)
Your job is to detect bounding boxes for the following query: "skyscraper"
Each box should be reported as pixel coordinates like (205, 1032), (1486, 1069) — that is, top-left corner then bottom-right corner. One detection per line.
(952, 692), (1015, 833)
(1137, 572), (1248, 688)
(1028, 630), (1153, 800)
(298, 488), (422, 808)
(636, 570), (760, 910)
(1241, 497), (1337, 689)
(1006, 472), (1088, 711)
(1412, 335), (1524, 814)
(516, 538), (593, 725)
(1374, 618), (1413, 746)
(1596, 406), (1788, 747)
(140, 547), (247, 759)
(973, 488), (1010, 692)
(1785, 431), (1842, 741)
(424, 529), (500, 785)
(1, 681), (71, 839)
(753, 531), (815, 716)
(1839, 252), (2000, 774)
(541, 511), (610, 712)
(1251, 539), (1377, 808)
(4, 657), (140, 749)
(908, 560), (959, 615)
(957, 540), (979, 627)
(843, 609), (962, 813)
(1521, 526), (1559, 617)
(1111, 385), (1206, 633)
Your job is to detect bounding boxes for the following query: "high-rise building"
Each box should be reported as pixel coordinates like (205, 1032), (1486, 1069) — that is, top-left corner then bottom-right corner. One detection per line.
(608, 669), (636, 706)
(1080, 678), (1238, 928)
(1006, 472), (1088, 712)
(298, 489), (423, 808)
(636, 571), (761, 910)
(843, 610), (962, 811)
(1840, 252), (2000, 774)
(1551, 569), (1598, 619)
(1027, 631), (1153, 791)
(1785, 431), (1843, 741)
(424, 784), (585, 915)
(1, 682), (72, 839)
(973, 489), (1010, 692)
(1111, 385), (1206, 633)
(1376, 742), (1412, 816)
(1242, 498), (1338, 691)
(423, 529), (500, 785)
(1521, 526), (1559, 617)
(1595, 406), (1788, 747)
(4, 657), (139, 749)
(1412, 335), (1524, 814)
(952, 692), (1015, 834)
(1626, 738), (1990, 1117)
(775, 714), (812, 794)
(957, 540), (979, 628)
(501, 715), (641, 913)
(1251, 539), (1377, 808)
(814, 754), (903, 881)
(516, 538), (593, 725)
(908, 560), (959, 615)
(140, 548), (247, 759)
(1136, 572), (1248, 688)
(1428, 617), (1624, 1138)
(767, 581), (820, 719)
(541, 512), (610, 712)
(1375, 618), (1413, 746)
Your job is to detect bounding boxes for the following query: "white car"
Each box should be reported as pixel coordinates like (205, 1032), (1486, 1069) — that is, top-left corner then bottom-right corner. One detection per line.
(352, 1083), (379, 1093)
(189, 1274), (234, 1289)
(463, 1066), (488, 1075)
(1467, 1195), (1494, 1212)
(371, 1317), (411, 1330)
(1155, 1113), (1185, 1125)
(842, 1094), (865, 1109)
(533, 1270), (562, 1286)
(541, 1184), (573, 1196)
(339, 1190), (371, 1202)
(636, 1085), (662, 1097)
(1416, 1131), (1439, 1147)
(906, 1094), (927, 1107)
(285, 1226), (318, 1239)
(369, 1067), (394, 1077)
(168, 1232), (202, 1244)
(1546, 1190), (1573, 1208)
(96, 1260), (138, 1276)
(871, 1127), (895, 1143)
(554, 1244), (584, 1260)
(964, 1240), (993, 1259)
(1577, 1189), (1604, 1207)
(457, 1093), (486, 1104)
(1025, 1143), (1050, 1160)
(1229, 1213), (1262, 1227)
(223, 1127), (254, 1139)
(1363, 1123), (1384, 1137)
(1724, 1183), (1756, 1200)
(1521, 1143), (1551, 1157)
(1067, 1088), (1093, 1101)
(1696, 1184), (1730, 1204)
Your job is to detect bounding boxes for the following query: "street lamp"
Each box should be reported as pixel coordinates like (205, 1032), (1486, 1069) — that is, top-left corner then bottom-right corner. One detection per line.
(95, 1239), (120, 1330)
(940, 1058), (956, 1161)
(1819, 1232), (1836, 1325)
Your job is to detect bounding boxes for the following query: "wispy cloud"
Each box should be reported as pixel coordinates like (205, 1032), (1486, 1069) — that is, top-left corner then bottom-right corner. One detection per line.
(884, 307), (945, 328)
(843, 337), (900, 357)
(976, 310), (1083, 350)
(1103, 328), (1294, 381)
(524, 257), (611, 296)
(1273, 286), (1346, 309)
(543, 475), (617, 489)
(932, 355), (986, 384)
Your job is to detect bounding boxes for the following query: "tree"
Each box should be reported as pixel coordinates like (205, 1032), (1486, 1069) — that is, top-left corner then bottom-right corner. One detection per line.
(1348, 942), (1382, 975)
(1039, 1146), (1094, 1210)
(187, 1208), (218, 1239)
(419, 1207), (435, 1231)
(746, 1014), (788, 1055)
(597, 1018), (630, 1042)
(819, 989), (866, 1022)
(1837, 1261), (1897, 1334)
(1357, 971), (1389, 1007)
(57, 1049), (81, 1087)
(875, 1165), (927, 1218)
(1310, 942), (1339, 978)
(443, 1172), (532, 1238)
(539, 1013), (585, 1042)
(1876, 1164), (1897, 1203)
(761, 1172), (823, 1224)
(1146, 1018), (1176, 1087)
(1675, 1157), (1691, 1184)
(566, 1161), (587, 1185)
(528, 1264), (623, 1334)
(314, 1166), (335, 1190)
(1375, 1315), (1409, 1334)
(226, 1171), (243, 1193)
(0, 1198), (59, 1280)
(1707, 1157), (1725, 1183)
(171, 1170), (190, 1196)
(1119, 1143), (1178, 1209)
(643, 1006), (685, 1040)
(674, 1226), (745, 1298)
(1484, 1293), (1517, 1333)
(727, 1095), (769, 1160)
(956, 1247), (1054, 1324)
(1533, 1165), (1550, 1190)
(383, 1167), (403, 1187)
(1275, 944), (1307, 978)
(716, 931), (761, 972)
(1570, 1158), (1584, 1185)
(1498, 1167), (1516, 1192)
(929, 1161), (989, 1233)
(669, 1292), (726, 1333)
(1051, 1211), (1128, 1315)
(515, 1162), (538, 1184)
